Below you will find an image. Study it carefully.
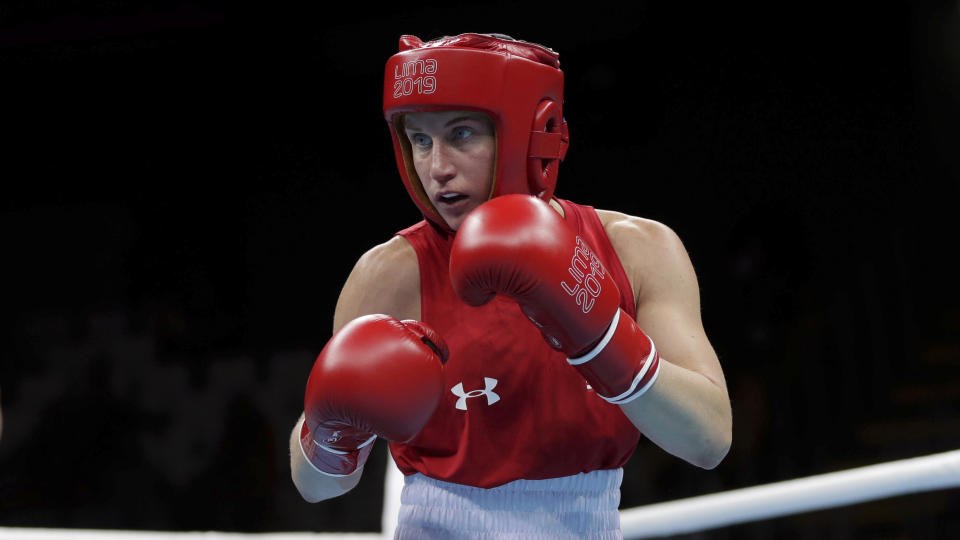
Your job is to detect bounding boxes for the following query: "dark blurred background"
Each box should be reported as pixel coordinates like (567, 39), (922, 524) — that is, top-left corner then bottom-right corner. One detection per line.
(2, 1), (959, 538)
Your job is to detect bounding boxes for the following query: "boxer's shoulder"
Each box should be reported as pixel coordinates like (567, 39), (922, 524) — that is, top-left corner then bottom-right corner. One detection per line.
(359, 235), (419, 273)
(334, 236), (421, 331)
(595, 208), (694, 305)
(595, 209), (682, 257)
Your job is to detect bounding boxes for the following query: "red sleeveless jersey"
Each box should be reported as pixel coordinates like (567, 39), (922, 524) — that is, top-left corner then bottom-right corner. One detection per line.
(389, 198), (641, 488)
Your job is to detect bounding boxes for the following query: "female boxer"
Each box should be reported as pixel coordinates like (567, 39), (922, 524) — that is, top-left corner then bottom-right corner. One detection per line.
(290, 33), (732, 539)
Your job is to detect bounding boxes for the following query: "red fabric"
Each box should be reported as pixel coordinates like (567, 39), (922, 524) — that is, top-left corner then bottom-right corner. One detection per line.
(389, 199), (640, 488)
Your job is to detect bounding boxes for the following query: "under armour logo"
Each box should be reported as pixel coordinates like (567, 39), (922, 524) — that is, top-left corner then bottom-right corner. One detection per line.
(451, 378), (500, 410)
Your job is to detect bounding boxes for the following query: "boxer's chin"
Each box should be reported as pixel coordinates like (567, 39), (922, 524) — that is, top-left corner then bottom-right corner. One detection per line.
(439, 200), (482, 231)
(444, 215), (465, 232)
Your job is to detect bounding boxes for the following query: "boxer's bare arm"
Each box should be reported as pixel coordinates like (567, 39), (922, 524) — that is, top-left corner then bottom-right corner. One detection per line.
(290, 235), (421, 502)
(333, 236), (421, 332)
(599, 210), (732, 469)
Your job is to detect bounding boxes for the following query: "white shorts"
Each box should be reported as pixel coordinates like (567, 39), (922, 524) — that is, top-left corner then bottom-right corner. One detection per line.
(394, 469), (623, 539)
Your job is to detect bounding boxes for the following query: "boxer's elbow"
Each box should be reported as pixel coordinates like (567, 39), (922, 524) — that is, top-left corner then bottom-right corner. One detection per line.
(692, 424), (732, 470)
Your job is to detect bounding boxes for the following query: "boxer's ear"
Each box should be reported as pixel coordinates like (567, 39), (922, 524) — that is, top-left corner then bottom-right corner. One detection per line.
(527, 100), (568, 198)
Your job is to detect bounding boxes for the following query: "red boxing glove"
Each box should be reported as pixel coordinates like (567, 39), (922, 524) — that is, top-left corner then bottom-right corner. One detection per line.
(450, 194), (660, 404)
(301, 314), (447, 476)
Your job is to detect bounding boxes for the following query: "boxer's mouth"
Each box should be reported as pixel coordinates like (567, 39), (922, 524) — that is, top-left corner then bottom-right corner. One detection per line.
(437, 192), (469, 204)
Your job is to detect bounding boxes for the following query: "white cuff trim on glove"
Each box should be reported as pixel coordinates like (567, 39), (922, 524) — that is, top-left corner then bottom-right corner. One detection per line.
(299, 434), (377, 477)
(565, 308), (662, 405)
(601, 342), (660, 405)
(317, 434), (377, 454)
(567, 309), (621, 366)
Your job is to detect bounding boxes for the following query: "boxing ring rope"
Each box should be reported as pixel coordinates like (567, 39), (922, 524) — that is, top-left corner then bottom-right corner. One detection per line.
(620, 448), (960, 538)
(1, 449), (958, 539)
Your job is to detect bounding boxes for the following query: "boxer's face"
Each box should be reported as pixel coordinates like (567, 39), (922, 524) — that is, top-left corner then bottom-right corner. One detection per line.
(403, 110), (495, 230)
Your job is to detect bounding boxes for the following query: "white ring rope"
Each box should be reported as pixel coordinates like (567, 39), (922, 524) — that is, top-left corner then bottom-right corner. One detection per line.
(621, 448), (960, 539)
(1, 449), (957, 539)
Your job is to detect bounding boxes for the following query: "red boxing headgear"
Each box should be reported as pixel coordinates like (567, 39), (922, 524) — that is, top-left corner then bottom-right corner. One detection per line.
(383, 33), (570, 231)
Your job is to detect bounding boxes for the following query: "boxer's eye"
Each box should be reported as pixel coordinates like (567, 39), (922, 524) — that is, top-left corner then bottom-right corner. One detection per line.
(410, 133), (431, 148)
(451, 127), (474, 141)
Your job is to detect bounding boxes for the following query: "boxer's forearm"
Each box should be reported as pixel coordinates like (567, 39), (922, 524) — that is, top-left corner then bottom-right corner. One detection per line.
(619, 359), (732, 469)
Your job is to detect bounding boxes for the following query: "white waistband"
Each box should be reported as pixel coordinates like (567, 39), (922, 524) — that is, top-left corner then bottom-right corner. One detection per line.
(395, 469), (623, 539)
